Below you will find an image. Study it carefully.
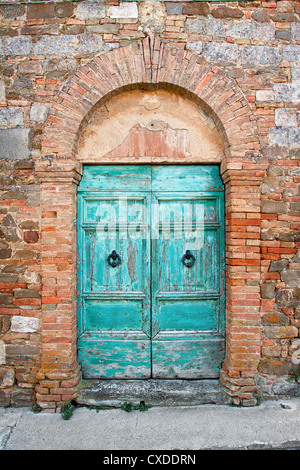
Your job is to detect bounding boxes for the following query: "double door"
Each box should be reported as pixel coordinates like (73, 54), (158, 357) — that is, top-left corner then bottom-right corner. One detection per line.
(77, 165), (225, 379)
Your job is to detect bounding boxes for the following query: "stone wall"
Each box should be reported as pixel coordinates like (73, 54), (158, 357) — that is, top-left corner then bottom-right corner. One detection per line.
(0, 0), (299, 409)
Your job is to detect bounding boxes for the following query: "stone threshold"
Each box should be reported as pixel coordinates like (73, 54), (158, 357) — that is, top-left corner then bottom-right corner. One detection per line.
(76, 378), (230, 408)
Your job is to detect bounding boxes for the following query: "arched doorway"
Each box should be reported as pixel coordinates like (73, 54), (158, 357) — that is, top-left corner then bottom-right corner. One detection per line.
(76, 88), (225, 384)
(36, 38), (262, 408)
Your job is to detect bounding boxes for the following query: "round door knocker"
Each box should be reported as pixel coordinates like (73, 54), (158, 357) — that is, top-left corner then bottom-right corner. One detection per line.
(107, 250), (122, 268)
(181, 250), (195, 268)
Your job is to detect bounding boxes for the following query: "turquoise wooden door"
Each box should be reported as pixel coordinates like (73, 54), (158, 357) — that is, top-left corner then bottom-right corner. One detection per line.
(77, 165), (225, 379)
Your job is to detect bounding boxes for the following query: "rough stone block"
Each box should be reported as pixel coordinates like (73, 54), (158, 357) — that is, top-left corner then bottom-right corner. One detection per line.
(76, 0), (105, 20)
(0, 128), (32, 159)
(264, 326), (299, 339)
(262, 311), (289, 325)
(30, 103), (50, 124)
(78, 34), (103, 55)
(226, 19), (251, 38)
(261, 228), (275, 240)
(291, 66), (300, 83)
(6, 344), (40, 366)
(0, 293), (12, 305)
(0, 4), (26, 19)
(33, 35), (77, 56)
(202, 42), (238, 63)
(0, 273), (18, 284)
(288, 128), (300, 147)
(186, 17), (225, 36)
(241, 46), (281, 65)
(107, 3), (138, 19)
(270, 12), (298, 23)
(275, 108), (298, 128)
(211, 6), (243, 19)
(282, 45), (300, 62)
(166, 2), (183, 15)
(23, 230), (39, 243)
(0, 80), (5, 101)
(11, 316), (39, 333)
(14, 249), (39, 260)
(291, 22), (300, 41)
(226, 19), (275, 41)
(251, 9), (270, 22)
(0, 107), (23, 128)
(261, 199), (288, 215)
(274, 83), (300, 104)
(261, 344), (281, 357)
(28, 3), (54, 19)
(13, 289), (40, 299)
(186, 42), (203, 53)
(256, 89), (275, 102)
(0, 388), (11, 406)
(0, 366), (14, 388)
(269, 260), (289, 273)
(18, 61), (44, 76)
(55, 2), (75, 18)
(275, 29), (291, 41)
(260, 283), (275, 299)
(0, 341), (6, 365)
(281, 270), (300, 288)
(18, 220), (39, 230)
(11, 387), (34, 407)
(252, 21), (275, 41)
(267, 165), (284, 177)
(88, 24), (119, 34)
(4, 37), (31, 56)
(258, 358), (293, 376)
(107, 2), (138, 18)
(183, 2), (209, 16)
(268, 127), (288, 146)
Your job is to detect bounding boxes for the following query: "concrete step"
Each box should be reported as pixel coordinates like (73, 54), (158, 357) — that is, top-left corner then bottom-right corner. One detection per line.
(76, 379), (230, 408)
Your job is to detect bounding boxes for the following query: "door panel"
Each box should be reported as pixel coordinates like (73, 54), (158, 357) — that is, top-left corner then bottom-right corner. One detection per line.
(77, 165), (225, 379)
(77, 166), (151, 379)
(151, 337), (225, 379)
(79, 336), (151, 379)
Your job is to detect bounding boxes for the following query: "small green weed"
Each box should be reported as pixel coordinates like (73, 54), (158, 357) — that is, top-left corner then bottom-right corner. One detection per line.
(121, 401), (134, 412)
(121, 401), (151, 412)
(288, 367), (300, 383)
(31, 404), (42, 414)
(138, 400), (151, 412)
(60, 401), (74, 420)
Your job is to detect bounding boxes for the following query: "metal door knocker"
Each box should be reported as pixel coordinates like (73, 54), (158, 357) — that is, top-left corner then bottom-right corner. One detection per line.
(182, 250), (195, 268)
(107, 250), (122, 267)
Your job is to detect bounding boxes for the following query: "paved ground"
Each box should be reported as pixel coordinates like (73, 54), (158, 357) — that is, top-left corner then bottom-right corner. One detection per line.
(1, 399), (300, 451)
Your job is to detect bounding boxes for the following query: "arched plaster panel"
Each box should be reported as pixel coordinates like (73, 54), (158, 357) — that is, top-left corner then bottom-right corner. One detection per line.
(77, 89), (225, 163)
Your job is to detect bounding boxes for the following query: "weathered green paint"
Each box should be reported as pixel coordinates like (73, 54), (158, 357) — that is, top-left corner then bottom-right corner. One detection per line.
(77, 165), (225, 379)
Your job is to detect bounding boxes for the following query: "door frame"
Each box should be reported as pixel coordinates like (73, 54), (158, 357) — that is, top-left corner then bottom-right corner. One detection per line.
(76, 164), (226, 380)
(35, 38), (263, 409)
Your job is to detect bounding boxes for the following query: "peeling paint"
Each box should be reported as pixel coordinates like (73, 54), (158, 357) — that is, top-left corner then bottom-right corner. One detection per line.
(77, 165), (225, 379)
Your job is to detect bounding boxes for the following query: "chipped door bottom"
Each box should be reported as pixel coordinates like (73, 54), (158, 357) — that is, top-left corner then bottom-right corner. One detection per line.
(151, 337), (225, 379)
(78, 336), (151, 379)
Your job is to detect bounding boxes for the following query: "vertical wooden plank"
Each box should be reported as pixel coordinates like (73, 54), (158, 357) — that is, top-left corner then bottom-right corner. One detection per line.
(77, 166), (152, 379)
(151, 165), (225, 378)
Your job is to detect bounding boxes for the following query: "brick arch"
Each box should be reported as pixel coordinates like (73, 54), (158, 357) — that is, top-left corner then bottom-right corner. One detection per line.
(40, 36), (259, 167)
(36, 37), (264, 410)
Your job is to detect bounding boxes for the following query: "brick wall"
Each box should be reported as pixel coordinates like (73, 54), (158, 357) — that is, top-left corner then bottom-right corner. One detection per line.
(0, 0), (299, 409)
